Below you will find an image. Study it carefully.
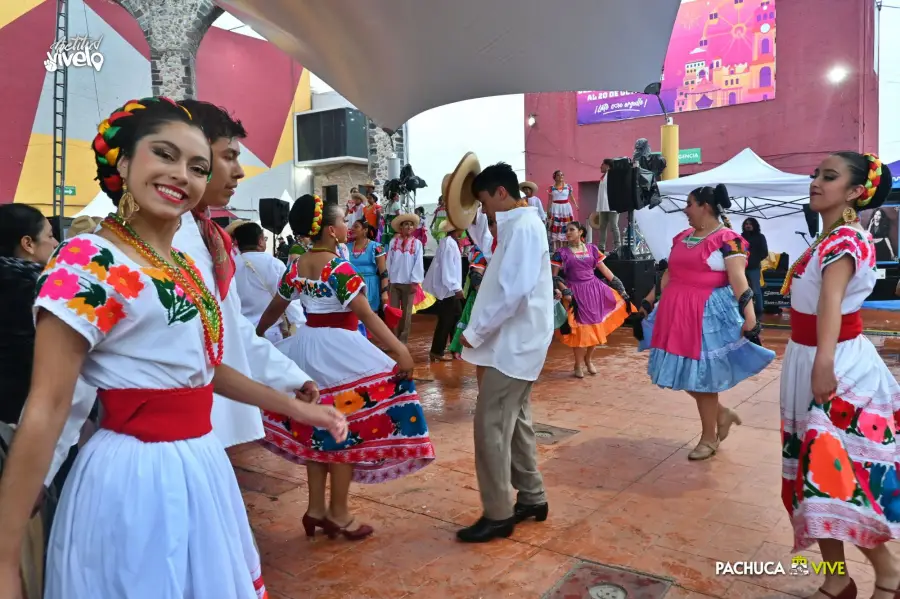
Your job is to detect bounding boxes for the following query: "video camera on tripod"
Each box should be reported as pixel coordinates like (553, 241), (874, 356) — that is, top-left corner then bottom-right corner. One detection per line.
(382, 164), (427, 212)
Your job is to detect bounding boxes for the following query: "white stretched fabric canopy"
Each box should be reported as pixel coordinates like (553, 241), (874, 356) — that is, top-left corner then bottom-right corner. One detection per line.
(656, 148), (811, 205)
(636, 148), (814, 261)
(215, 0), (680, 130)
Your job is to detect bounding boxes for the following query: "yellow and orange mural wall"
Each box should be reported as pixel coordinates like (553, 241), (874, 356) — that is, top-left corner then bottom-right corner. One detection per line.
(0, 0), (310, 217)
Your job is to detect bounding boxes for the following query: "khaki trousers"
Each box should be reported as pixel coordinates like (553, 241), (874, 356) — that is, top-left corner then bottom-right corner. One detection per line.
(389, 283), (414, 343)
(474, 367), (546, 520)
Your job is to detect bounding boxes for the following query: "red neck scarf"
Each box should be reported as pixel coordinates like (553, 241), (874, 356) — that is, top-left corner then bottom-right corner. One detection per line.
(192, 208), (235, 298)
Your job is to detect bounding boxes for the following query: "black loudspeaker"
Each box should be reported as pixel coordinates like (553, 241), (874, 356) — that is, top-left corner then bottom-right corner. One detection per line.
(607, 159), (645, 213)
(802, 203), (819, 237)
(259, 197), (289, 236)
(604, 258), (656, 303)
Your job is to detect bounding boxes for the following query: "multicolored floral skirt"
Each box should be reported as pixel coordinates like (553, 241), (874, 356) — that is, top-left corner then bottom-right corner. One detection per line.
(264, 325), (435, 484)
(557, 289), (632, 348)
(781, 335), (900, 550)
(449, 287), (477, 354)
(549, 201), (574, 244)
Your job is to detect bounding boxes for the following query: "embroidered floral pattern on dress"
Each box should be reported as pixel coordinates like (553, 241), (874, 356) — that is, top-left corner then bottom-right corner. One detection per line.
(141, 266), (200, 325)
(719, 237), (750, 259)
(390, 237), (419, 256)
(278, 257), (364, 306)
(787, 227), (874, 289)
(818, 227), (874, 270)
(262, 369), (435, 483)
(36, 238), (131, 334)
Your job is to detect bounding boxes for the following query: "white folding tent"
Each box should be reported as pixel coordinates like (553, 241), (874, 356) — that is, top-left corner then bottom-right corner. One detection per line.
(74, 191), (115, 218)
(635, 148), (813, 262)
(214, 0), (680, 130)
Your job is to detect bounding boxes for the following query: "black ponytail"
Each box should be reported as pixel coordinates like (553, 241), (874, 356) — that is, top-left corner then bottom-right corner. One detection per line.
(691, 184), (733, 228)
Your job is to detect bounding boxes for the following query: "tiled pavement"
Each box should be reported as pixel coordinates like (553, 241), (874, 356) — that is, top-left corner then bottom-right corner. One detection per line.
(229, 312), (900, 599)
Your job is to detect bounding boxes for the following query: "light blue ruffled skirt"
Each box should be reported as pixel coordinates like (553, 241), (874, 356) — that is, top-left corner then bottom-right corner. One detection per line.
(639, 286), (775, 393)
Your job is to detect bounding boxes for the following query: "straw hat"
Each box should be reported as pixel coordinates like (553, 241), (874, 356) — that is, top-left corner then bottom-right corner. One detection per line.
(351, 192), (367, 203)
(519, 181), (538, 195)
(438, 218), (461, 233)
(391, 213), (420, 230)
(445, 152), (482, 230)
(224, 219), (252, 236)
(441, 173), (451, 197)
(588, 212), (602, 230)
(67, 216), (102, 237)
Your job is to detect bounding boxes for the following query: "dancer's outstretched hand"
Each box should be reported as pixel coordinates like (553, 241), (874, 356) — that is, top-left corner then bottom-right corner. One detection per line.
(315, 406), (347, 442)
(396, 348), (415, 378)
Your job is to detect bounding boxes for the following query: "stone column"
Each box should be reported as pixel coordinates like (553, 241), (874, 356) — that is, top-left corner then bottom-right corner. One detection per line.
(367, 122), (405, 188)
(114, 0), (222, 99)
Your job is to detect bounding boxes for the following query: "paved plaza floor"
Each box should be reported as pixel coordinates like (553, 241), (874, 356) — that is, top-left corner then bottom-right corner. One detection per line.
(229, 311), (900, 599)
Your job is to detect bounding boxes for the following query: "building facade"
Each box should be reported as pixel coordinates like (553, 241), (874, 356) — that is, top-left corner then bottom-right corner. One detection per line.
(524, 0), (880, 227)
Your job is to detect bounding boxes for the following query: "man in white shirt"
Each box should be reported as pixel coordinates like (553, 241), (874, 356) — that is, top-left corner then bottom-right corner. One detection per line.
(594, 159), (621, 254)
(231, 222), (306, 344)
(519, 181), (547, 223)
(423, 220), (464, 361)
(457, 162), (553, 543)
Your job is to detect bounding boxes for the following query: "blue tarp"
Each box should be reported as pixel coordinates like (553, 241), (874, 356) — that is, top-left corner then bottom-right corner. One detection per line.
(863, 299), (900, 311)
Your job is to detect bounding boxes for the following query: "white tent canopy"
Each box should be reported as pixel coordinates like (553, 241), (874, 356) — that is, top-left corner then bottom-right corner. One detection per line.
(636, 148), (814, 262)
(215, 0), (680, 130)
(74, 192), (115, 218)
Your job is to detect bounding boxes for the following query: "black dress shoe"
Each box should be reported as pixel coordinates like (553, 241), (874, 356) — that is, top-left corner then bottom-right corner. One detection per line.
(514, 502), (549, 523)
(456, 516), (515, 543)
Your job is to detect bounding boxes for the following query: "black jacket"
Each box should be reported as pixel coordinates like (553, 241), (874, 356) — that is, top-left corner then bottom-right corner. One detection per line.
(0, 257), (42, 424)
(742, 232), (768, 270)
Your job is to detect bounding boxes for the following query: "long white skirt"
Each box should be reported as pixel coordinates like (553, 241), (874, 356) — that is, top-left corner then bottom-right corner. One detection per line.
(781, 336), (900, 550)
(45, 430), (266, 599)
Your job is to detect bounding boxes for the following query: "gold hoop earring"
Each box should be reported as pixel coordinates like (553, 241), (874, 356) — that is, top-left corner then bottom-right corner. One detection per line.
(842, 206), (858, 224)
(117, 184), (139, 221)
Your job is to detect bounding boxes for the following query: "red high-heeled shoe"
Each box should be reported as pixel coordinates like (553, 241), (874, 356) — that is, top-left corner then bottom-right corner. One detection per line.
(302, 513), (327, 538)
(322, 517), (374, 541)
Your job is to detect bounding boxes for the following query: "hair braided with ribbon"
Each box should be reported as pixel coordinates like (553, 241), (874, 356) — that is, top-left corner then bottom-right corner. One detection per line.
(92, 96), (198, 204)
(857, 153), (883, 209)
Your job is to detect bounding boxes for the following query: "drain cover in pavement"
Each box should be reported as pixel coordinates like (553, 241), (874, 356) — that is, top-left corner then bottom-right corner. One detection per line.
(533, 422), (579, 445)
(543, 561), (671, 599)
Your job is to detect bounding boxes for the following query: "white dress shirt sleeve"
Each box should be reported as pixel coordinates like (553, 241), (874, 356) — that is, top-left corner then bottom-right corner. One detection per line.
(412, 240), (425, 283)
(463, 223), (544, 348)
(441, 241), (463, 294)
(238, 308), (313, 391)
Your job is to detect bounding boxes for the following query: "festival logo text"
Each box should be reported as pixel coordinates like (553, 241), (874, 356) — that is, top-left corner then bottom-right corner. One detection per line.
(44, 36), (104, 72)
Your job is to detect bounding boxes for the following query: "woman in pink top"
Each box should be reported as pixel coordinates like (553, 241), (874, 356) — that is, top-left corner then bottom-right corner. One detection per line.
(638, 184), (775, 461)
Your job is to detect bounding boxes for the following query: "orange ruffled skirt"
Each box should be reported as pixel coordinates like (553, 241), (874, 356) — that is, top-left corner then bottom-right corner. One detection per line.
(557, 290), (633, 347)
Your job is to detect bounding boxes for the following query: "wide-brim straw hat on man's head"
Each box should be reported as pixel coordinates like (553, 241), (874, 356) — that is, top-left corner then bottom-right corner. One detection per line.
(224, 219), (252, 236)
(67, 216), (102, 237)
(438, 218), (461, 233)
(351, 192), (367, 203)
(519, 181), (538, 195)
(588, 211), (602, 230)
(392, 213), (420, 231)
(446, 152), (482, 230)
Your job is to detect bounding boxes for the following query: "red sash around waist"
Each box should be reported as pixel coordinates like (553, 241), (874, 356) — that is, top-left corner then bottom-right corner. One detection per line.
(552, 199), (570, 204)
(305, 312), (360, 331)
(99, 384), (213, 443)
(790, 309), (863, 347)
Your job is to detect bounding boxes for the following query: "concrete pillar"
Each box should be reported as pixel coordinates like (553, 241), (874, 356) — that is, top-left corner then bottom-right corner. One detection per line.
(114, 0), (223, 99)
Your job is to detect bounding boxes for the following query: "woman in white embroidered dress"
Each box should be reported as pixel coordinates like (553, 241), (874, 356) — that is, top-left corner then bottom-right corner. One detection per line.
(780, 153), (900, 599)
(547, 170), (578, 251)
(257, 196), (435, 540)
(0, 97), (347, 599)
